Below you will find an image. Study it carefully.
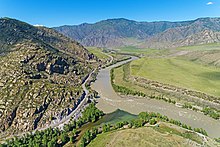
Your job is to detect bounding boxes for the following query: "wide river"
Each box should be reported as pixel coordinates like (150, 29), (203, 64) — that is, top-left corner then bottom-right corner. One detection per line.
(91, 57), (220, 138)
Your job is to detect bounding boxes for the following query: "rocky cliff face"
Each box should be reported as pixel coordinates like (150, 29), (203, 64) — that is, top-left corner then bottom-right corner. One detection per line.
(54, 17), (220, 48)
(0, 18), (98, 138)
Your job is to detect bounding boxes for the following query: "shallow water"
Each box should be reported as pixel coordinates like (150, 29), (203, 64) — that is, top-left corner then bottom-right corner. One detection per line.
(75, 109), (137, 145)
(91, 57), (220, 138)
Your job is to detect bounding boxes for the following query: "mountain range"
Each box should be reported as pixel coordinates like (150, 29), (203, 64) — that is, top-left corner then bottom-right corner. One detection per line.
(54, 17), (220, 48)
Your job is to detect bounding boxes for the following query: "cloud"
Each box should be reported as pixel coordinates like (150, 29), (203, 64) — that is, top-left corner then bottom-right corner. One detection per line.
(34, 24), (44, 27)
(206, 2), (214, 5)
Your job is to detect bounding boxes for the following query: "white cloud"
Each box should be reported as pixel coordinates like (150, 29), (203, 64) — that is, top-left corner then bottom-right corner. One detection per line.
(206, 2), (214, 5)
(34, 24), (44, 27)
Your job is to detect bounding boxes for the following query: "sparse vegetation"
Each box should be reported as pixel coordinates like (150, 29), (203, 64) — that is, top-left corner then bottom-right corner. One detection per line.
(202, 107), (220, 120)
(0, 18), (99, 138)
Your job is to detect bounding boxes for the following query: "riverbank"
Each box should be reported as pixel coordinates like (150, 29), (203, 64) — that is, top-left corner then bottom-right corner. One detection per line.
(91, 56), (220, 138)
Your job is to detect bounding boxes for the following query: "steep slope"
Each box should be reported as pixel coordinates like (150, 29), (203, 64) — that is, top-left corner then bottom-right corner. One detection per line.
(176, 30), (220, 47)
(54, 17), (220, 48)
(0, 18), (97, 137)
(54, 18), (191, 47)
(143, 18), (220, 48)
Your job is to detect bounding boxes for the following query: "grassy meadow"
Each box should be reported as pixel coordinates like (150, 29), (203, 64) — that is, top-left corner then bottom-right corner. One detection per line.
(113, 63), (158, 96)
(130, 57), (220, 97)
(110, 44), (220, 98)
(115, 46), (170, 56)
(86, 47), (110, 60)
(177, 43), (220, 51)
(87, 123), (203, 147)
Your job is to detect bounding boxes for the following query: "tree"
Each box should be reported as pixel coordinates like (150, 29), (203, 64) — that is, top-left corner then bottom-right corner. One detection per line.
(76, 119), (83, 128)
(102, 124), (110, 133)
(71, 120), (76, 128)
(72, 129), (77, 136)
(91, 127), (98, 138)
(61, 132), (69, 144)
(84, 130), (91, 142)
(47, 140), (56, 147)
(80, 137), (86, 147)
(81, 103), (104, 123)
(133, 119), (144, 127)
(63, 124), (71, 132)
(149, 119), (157, 125)
(69, 135), (74, 143)
(116, 122), (123, 129)
(138, 112), (149, 122)
(42, 135), (48, 146)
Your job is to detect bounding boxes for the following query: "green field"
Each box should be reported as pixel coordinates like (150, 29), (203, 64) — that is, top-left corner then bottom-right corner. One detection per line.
(87, 47), (110, 60)
(88, 123), (204, 147)
(113, 63), (155, 95)
(177, 43), (220, 51)
(114, 43), (220, 58)
(130, 57), (220, 97)
(115, 46), (169, 56)
(117, 46), (151, 54)
(87, 47), (131, 64)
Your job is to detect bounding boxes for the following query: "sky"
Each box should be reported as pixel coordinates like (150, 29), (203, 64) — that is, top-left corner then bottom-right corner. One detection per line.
(0, 0), (219, 27)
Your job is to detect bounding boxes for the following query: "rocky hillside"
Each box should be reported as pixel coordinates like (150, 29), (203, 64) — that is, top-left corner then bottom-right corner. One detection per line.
(54, 17), (220, 48)
(142, 18), (220, 48)
(175, 30), (220, 47)
(0, 18), (97, 138)
(54, 18), (191, 48)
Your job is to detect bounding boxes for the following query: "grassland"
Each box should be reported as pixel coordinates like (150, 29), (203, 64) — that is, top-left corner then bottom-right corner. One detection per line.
(116, 46), (152, 54)
(86, 47), (110, 61)
(131, 57), (220, 97)
(177, 43), (220, 51)
(86, 47), (131, 67)
(87, 123), (204, 147)
(114, 46), (170, 57)
(115, 43), (220, 58)
(112, 62), (188, 102)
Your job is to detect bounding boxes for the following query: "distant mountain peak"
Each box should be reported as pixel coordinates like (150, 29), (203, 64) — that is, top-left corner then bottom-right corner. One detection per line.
(54, 17), (220, 48)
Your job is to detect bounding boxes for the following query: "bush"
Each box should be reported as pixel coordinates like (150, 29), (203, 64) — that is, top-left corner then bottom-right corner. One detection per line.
(149, 119), (157, 125)
(61, 133), (69, 144)
(183, 103), (193, 109)
(202, 107), (220, 120)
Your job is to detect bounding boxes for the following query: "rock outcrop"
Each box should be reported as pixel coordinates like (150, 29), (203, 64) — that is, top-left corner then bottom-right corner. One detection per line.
(0, 18), (98, 138)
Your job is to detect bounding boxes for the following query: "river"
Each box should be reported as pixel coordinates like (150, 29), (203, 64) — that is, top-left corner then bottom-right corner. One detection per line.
(91, 57), (220, 138)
